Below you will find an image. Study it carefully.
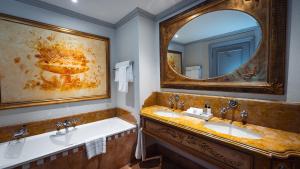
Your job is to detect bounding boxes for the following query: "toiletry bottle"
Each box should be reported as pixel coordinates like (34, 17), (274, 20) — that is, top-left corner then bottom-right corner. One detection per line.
(207, 105), (211, 114)
(204, 104), (208, 114)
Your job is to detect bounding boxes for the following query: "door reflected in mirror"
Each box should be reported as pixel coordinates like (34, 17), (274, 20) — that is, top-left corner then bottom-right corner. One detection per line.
(167, 10), (262, 80)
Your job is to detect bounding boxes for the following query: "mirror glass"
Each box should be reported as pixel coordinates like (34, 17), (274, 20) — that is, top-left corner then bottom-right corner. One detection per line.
(167, 10), (262, 80)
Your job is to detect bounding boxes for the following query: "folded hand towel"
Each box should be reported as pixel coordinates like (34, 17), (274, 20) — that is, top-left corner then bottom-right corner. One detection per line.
(85, 137), (106, 159)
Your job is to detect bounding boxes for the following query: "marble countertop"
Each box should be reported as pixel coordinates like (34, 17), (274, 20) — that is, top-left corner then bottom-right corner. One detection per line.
(141, 105), (300, 158)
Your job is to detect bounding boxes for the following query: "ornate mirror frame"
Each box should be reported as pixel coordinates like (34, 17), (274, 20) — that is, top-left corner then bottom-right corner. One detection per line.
(160, 0), (287, 94)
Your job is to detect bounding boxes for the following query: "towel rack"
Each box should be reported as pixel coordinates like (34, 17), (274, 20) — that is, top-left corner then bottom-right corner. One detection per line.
(113, 61), (134, 71)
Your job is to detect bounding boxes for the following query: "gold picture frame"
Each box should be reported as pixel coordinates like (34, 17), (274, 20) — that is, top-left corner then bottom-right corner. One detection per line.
(0, 13), (110, 110)
(167, 50), (182, 74)
(160, 0), (287, 94)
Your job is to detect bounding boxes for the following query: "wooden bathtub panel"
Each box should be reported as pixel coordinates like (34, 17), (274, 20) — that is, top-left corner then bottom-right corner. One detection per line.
(99, 132), (137, 169)
(13, 130), (137, 169)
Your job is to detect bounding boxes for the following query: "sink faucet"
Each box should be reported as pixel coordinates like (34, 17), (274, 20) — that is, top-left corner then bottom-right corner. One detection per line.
(168, 94), (185, 110)
(240, 110), (248, 125)
(56, 118), (80, 132)
(13, 125), (28, 140)
(220, 100), (238, 124)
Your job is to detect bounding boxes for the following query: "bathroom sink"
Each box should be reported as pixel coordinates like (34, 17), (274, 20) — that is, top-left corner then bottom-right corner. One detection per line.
(204, 122), (262, 139)
(154, 111), (181, 118)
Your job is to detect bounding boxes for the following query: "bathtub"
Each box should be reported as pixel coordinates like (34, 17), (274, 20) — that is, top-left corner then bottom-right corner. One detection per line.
(0, 117), (136, 169)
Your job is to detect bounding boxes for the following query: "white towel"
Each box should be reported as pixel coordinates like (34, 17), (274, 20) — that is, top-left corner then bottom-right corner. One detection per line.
(127, 63), (133, 83)
(185, 66), (202, 79)
(114, 61), (133, 93)
(135, 127), (145, 161)
(85, 137), (106, 159)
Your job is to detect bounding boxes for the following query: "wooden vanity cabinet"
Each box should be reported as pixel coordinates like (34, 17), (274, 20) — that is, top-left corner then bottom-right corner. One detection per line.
(141, 117), (300, 169)
(272, 159), (300, 169)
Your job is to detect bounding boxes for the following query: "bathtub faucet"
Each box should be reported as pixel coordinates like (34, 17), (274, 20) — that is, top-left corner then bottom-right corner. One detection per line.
(56, 118), (80, 132)
(13, 125), (28, 140)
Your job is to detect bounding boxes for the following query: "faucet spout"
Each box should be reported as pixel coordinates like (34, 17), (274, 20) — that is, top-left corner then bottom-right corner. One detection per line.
(56, 118), (80, 132)
(13, 125), (28, 140)
(220, 100), (238, 123)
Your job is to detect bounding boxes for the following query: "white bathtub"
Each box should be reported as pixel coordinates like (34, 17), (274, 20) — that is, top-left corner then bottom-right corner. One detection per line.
(0, 117), (136, 169)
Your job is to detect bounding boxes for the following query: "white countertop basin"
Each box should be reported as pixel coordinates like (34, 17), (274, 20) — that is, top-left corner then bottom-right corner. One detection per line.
(204, 122), (262, 139)
(154, 111), (181, 118)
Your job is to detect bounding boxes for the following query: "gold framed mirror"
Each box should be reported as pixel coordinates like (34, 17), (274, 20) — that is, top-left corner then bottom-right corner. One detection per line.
(160, 0), (287, 94)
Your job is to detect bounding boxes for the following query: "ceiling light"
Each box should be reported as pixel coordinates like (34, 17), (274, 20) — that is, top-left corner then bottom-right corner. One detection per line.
(71, 0), (78, 3)
(174, 34), (179, 38)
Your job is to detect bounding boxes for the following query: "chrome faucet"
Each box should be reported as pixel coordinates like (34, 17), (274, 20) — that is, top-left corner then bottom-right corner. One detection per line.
(240, 110), (248, 125)
(56, 118), (80, 132)
(220, 100), (238, 123)
(13, 125), (28, 140)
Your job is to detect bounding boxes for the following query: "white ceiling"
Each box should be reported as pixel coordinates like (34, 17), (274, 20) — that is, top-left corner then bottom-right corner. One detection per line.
(39, 0), (183, 24)
(172, 10), (260, 44)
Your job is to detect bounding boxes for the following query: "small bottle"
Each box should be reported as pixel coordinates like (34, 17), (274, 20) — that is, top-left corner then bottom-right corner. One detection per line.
(207, 105), (211, 114)
(204, 104), (208, 114)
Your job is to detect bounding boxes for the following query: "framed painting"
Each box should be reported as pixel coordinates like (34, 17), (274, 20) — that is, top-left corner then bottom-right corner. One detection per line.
(0, 13), (110, 110)
(167, 50), (182, 74)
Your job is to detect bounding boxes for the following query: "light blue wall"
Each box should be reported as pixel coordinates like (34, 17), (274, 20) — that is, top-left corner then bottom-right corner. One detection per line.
(286, 0), (300, 102)
(138, 15), (158, 112)
(183, 28), (260, 79)
(116, 16), (139, 116)
(115, 14), (158, 120)
(168, 42), (185, 53)
(0, 0), (117, 126)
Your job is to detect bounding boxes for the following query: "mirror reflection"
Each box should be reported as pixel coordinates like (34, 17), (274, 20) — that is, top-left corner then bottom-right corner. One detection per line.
(167, 10), (262, 80)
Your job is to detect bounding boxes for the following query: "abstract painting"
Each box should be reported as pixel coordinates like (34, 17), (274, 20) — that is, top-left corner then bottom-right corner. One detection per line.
(0, 14), (110, 109)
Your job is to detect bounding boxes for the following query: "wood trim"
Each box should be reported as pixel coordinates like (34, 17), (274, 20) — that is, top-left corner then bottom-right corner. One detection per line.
(0, 13), (111, 110)
(168, 50), (182, 55)
(159, 0), (287, 94)
(0, 108), (136, 143)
